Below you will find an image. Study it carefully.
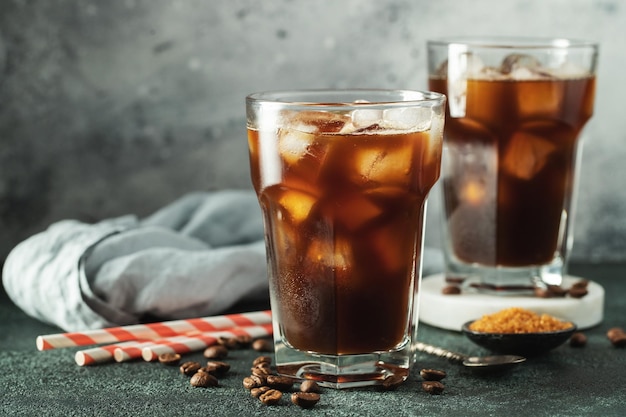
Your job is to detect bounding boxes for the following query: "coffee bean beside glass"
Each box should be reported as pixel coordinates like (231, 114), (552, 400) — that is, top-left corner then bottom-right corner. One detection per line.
(427, 38), (598, 292)
(246, 89), (445, 388)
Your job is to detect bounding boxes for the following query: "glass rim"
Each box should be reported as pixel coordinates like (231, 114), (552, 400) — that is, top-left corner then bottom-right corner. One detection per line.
(246, 89), (446, 110)
(427, 36), (598, 50)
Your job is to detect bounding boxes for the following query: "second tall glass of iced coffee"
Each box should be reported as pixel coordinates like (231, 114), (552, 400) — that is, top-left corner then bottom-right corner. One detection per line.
(428, 38), (597, 292)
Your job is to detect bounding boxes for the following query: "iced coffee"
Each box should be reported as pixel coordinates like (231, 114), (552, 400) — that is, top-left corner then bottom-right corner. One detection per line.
(428, 38), (597, 291)
(247, 90), (445, 388)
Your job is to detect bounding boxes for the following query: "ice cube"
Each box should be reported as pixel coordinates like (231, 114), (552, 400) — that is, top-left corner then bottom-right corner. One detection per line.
(501, 53), (541, 75)
(306, 235), (352, 270)
(502, 130), (557, 180)
(332, 194), (383, 231)
(354, 144), (414, 186)
(367, 223), (407, 275)
(285, 110), (349, 133)
(279, 128), (316, 165)
(460, 179), (487, 206)
(352, 108), (383, 129)
(279, 189), (317, 224)
(383, 107), (432, 131)
(517, 80), (562, 119)
(547, 61), (590, 79)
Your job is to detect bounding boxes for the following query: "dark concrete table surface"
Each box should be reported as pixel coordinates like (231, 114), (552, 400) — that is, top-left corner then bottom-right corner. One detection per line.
(1, 263), (625, 416)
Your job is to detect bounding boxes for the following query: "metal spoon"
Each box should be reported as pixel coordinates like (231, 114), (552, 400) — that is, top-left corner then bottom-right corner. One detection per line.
(414, 341), (526, 369)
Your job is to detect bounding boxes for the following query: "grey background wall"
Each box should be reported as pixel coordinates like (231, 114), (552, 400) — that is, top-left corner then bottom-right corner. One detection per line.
(0, 0), (624, 264)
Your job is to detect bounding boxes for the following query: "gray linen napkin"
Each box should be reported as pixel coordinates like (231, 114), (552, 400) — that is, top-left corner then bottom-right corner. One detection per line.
(2, 190), (443, 332)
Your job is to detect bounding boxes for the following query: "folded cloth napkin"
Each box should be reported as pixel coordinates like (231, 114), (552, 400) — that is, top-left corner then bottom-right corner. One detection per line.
(2, 189), (443, 332)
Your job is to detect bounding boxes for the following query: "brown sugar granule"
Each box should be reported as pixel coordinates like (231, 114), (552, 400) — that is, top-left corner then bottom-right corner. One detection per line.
(468, 307), (573, 334)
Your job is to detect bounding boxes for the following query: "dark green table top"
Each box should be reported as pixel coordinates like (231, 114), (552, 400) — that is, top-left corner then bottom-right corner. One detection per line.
(2, 263), (625, 416)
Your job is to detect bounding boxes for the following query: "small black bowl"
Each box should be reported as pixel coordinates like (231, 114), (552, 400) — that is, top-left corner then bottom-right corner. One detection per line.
(462, 321), (577, 356)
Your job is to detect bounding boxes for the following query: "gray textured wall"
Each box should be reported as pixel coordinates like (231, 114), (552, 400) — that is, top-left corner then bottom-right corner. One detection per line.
(0, 0), (625, 263)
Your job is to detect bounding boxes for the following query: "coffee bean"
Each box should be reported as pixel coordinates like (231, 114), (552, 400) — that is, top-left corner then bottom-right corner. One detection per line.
(299, 380), (321, 393)
(568, 287), (588, 298)
(266, 375), (294, 391)
(204, 361), (230, 376)
(252, 338), (274, 352)
(442, 285), (461, 295)
(250, 386), (271, 398)
(190, 372), (218, 388)
(445, 276), (465, 285)
(533, 287), (552, 298)
(158, 352), (181, 366)
(179, 361), (202, 376)
(291, 392), (320, 409)
(243, 377), (258, 390)
(422, 380), (445, 395)
(607, 327), (625, 340)
(243, 374), (267, 390)
(569, 332), (587, 347)
(259, 389), (282, 405)
(251, 366), (273, 377)
(203, 345), (228, 360)
(380, 374), (405, 391)
(420, 368), (447, 381)
(547, 285), (567, 297)
(235, 334), (253, 348)
(571, 279), (589, 289)
(252, 356), (272, 367)
(609, 333), (626, 348)
(217, 336), (240, 350)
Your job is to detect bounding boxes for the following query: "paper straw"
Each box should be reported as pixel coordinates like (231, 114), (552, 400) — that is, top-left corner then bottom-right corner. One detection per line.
(141, 323), (274, 361)
(75, 340), (149, 366)
(36, 310), (272, 351)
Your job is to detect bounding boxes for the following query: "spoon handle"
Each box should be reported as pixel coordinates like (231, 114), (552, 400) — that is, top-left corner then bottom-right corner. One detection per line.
(414, 341), (467, 363)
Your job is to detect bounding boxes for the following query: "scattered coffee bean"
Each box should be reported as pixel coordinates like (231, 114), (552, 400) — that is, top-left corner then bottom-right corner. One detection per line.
(203, 345), (228, 359)
(235, 334), (253, 347)
(179, 361), (202, 376)
(259, 389), (282, 405)
(533, 287), (551, 298)
(190, 372), (218, 388)
(420, 368), (447, 381)
(379, 374), (405, 391)
(251, 366), (273, 377)
(266, 375), (294, 391)
(158, 352), (181, 366)
(242, 377), (257, 390)
(547, 285), (567, 297)
(217, 336), (240, 350)
(568, 287), (588, 298)
(291, 392), (320, 409)
(252, 356), (272, 367)
(571, 279), (589, 289)
(569, 332), (587, 347)
(607, 327), (625, 340)
(252, 338), (274, 352)
(204, 361), (230, 376)
(299, 380), (321, 393)
(250, 386), (271, 398)
(445, 276), (465, 285)
(422, 380), (445, 395)
(607, 328), (626, 347)
(442, 285), (461, 295)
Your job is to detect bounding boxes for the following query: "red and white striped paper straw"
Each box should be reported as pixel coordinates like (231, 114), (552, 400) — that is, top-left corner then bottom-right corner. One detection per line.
(37, 310), (272, 351)
(141, 323), (274, 361)
(75, 340), (149, 366)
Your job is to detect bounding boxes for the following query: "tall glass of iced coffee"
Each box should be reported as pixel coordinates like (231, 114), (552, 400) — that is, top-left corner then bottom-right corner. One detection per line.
(428, 38), (597, 292)
(246, 90), (445, 388)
